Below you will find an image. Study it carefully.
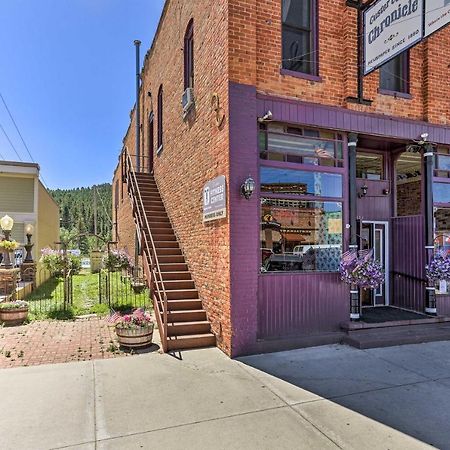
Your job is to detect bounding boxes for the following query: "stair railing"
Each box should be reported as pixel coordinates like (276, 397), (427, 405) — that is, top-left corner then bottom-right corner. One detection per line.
(123, 149), (168, 351)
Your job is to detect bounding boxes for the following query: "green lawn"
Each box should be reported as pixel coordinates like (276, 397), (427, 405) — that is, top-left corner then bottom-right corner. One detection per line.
(26, 270), (151, 321)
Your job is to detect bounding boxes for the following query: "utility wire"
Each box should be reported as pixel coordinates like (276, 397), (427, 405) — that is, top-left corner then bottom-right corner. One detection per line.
(95, 187), (113, 225)
(0, 93), (35, 162)
(0, 92), (50, 189)
(0, 122), (23, 161)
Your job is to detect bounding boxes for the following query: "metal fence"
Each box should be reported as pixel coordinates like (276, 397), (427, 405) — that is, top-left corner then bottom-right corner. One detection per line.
(99, 267), (149, 311)
(23, 267), (150, 320)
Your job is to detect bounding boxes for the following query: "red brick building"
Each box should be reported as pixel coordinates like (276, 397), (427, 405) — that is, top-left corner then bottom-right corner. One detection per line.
(113, 0), (450, 356)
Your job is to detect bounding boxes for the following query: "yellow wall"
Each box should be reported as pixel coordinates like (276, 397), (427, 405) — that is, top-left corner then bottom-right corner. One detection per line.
(0, 175), (34, 212)
(36, 181), (60, 284)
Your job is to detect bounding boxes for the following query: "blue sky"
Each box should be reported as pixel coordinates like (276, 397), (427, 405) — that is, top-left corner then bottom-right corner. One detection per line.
(0, 0), (165, 189)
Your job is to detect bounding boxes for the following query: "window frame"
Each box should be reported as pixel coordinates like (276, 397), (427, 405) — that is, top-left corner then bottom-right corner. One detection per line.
(157, 85), (163, 154)
(281, 0), (319, 77)
(148, 111), (154, 172)
(379, 51), (410, 97)
(260, 197), (344, 274)
(259, 124), (345, 169)
(184, 19), (194, 91)
(355, 150), (386, 181)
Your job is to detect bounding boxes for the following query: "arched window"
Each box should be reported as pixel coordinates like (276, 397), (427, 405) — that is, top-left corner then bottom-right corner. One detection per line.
(157, 85), (163, 152)
(148, 110), (154, 172)
(184, 19), (194, 90)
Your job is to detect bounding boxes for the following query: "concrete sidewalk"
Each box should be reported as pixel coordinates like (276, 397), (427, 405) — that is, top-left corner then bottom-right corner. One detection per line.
(1, 342), (449, 449)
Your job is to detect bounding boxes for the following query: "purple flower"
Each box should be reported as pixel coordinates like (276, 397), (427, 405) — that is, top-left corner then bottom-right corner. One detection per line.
(426, 251), (450, 283)
(340, 250), (384, 289)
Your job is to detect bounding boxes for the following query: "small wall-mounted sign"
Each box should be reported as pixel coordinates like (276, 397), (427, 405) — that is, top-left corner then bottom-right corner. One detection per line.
(203, 175), (227, 223)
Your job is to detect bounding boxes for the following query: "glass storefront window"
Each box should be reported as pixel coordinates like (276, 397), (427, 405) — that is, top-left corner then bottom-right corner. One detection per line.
(259, 125), (344, 168)
(435, 147), (450, 178)
(261, 167), (343, 197)
(260, 198), (343, 272)
(356, 152), (384, 180)
(433, 183), (450, 204)
(434, 208), (450, 294)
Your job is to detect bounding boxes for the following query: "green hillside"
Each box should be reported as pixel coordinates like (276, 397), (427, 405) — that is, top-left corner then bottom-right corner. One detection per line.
(50, 183), (112, 253)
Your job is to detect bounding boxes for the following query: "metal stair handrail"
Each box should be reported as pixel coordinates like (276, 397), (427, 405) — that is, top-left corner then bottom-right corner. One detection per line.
(123, 149), (168, 351)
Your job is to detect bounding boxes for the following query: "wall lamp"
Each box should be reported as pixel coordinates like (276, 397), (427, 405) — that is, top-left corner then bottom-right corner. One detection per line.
(358, 184), (368, 198)
(241, 176), (256, 200)
(257, 110), (273, 123)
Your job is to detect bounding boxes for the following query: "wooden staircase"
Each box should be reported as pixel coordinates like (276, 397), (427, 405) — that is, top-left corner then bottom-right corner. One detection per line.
(124, 155), (215, 352)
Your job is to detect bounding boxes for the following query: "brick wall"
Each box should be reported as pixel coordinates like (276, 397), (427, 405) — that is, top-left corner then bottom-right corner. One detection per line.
(114, 0), (233, 354)
(397, 180), (422, 217)
(113, 0), (450, 356)
(229, 0), (450, 126)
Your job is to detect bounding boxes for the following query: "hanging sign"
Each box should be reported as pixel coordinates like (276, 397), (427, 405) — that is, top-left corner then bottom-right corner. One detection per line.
(363, 0), (450, 75)
(363, 0), (424, 75)
(424, 0), (450, 37)
(203, 175), (227, 222)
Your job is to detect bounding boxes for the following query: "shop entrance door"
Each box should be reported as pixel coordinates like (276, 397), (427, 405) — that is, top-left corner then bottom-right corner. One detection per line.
(361, 221), (389, 307)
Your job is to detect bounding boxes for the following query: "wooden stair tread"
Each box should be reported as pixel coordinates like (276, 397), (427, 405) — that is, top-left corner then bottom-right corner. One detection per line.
(134, 175), (215, 353)
(168, 320), (210, 326)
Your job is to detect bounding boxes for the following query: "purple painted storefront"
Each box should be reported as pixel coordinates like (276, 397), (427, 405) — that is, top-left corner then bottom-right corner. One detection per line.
(229, 81), (450, 356)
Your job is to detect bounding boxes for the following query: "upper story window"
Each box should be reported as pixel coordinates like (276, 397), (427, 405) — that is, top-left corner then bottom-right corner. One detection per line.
(281, 0), (317, 75)
(259, 124), (344, 168)
(157, 85), (163, 153)
(184, 20), (194, 90)
(379, 52), (409, 94)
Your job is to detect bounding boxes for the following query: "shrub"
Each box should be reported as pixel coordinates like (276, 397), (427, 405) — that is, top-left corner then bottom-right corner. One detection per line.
(40, 248), (82, 276)
(102, 249), (133, 272)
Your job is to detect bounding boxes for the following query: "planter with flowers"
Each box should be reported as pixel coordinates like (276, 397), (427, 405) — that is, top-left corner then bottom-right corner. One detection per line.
(0, 239), (20, 268)
(113, 309), (154, 348)
(340, 249), (385, 290)
(0, 300), (29, 325)
(426, 250), (450, 286)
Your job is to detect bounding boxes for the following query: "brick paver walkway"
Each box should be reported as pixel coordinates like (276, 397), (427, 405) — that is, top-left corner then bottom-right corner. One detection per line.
(0, 317), (136, 368)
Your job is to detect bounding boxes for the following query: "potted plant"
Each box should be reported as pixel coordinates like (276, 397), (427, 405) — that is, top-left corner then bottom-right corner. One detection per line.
(0, 240), (20, 267)
(131, 277), (147, 294)
(113, 309), (154, 348)
(0, 300), (29, 325)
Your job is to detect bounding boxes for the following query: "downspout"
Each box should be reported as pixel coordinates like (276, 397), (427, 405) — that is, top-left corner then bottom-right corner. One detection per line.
(134, 40), (141, 275)
(134, 40), (141, 172)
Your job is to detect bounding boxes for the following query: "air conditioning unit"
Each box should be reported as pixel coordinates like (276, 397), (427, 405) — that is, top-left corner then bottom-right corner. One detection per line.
(182, 87), (195, 116)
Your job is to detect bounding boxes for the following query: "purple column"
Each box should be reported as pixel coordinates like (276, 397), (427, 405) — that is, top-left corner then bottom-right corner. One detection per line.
(229, 82), (259, 356)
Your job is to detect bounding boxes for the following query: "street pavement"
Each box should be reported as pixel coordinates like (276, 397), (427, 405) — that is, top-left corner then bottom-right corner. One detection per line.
(2, 340), (450, 449)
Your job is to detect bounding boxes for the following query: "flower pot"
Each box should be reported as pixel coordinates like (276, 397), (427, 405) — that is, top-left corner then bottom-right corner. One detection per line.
(131, 282), (146, 294)
(0, 306), (28, 325)
(115, 323), (154, 348)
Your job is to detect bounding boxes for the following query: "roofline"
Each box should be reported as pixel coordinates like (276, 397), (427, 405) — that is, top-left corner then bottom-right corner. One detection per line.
(0, 160), (40, 170)
(38, 179), (60, 209)
(142, 0), (171, 77)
